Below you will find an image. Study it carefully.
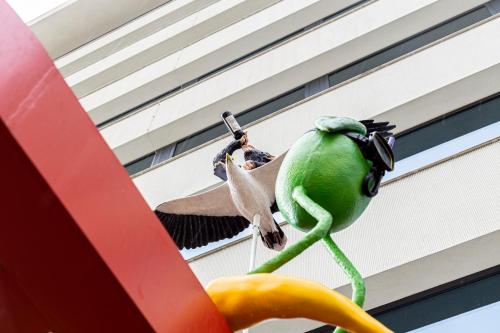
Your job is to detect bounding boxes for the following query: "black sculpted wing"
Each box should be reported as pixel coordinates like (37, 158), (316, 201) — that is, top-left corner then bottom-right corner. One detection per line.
(155, 211), (250, 250)
(155, 182), (249, 249)
(360, 119), (396, 139)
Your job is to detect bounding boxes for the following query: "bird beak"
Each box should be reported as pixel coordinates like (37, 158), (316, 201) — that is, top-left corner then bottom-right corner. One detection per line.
(226, 153), (232, 163)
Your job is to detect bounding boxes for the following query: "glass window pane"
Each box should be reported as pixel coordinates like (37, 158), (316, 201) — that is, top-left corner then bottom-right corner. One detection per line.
(173, 88), (305, 158)
(124, 153), (154, 175)
(173, 123), (227, 156)
(376, 272), (500, 332)
(236, 87), (306, 126)
(328, 7), (491, 87)
(125, 5), (493, 176)
(309, 269), (500, 333)
(394, 94), (500, 161)
(101, 2), (369, 127)
(407, 302), (500, 333)
(152, 143), (176, 165)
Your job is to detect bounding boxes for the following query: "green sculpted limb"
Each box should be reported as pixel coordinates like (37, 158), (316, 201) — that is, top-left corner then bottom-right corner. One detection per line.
(250, 186), (332, 274)
(323, 234), (366, 333)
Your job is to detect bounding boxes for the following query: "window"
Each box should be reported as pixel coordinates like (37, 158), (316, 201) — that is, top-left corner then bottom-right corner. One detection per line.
(174, 123), (227, 157)
(183, 92), (500, 260)
(328, 6), (491, 87)
(124, 153), (154, 175)
(309, 266), (500, 332)
(123, 4), (494, 176)
(152, 143), (176, 165)
(394, 93), (500, 161)
(174, 88), (306, 156)
(98, 0), (369, 128)
(236, 87), (306, 126)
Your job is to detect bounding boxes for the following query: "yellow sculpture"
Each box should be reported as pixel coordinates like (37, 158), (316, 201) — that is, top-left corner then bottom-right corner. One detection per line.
(207, 274), (392, 333)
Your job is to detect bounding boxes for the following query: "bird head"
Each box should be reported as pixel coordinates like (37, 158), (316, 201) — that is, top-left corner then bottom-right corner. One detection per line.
(225, 153), (239, 181)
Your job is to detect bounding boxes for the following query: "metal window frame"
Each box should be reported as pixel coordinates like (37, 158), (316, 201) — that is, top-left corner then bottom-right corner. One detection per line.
(308, 265), (500, 332)
(123, 4), (493, 176)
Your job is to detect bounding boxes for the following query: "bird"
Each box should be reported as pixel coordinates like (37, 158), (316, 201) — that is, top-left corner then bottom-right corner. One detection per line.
(155, 152), (288, 251)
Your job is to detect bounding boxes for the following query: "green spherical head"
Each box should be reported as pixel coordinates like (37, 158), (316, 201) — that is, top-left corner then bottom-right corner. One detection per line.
(276, 117), (372, 234)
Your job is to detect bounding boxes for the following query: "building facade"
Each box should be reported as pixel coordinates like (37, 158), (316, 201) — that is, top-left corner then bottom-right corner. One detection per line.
(31, 0), (500, 331)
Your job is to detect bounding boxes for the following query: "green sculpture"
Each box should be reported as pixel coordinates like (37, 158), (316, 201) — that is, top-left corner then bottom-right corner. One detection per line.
(250, 116), (395, 333)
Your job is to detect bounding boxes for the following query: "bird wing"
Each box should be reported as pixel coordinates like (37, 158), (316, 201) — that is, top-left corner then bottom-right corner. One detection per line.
(155, 211), (249, 250)
(248, 152), (287, 203)
(155, 183), (249, 250)
(156, 182), (238, 216)
(360, 119), (396, 139)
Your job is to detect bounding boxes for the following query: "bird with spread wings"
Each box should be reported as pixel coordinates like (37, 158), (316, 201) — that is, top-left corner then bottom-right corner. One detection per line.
(154, 119), (394, 252)
(155, 152), (287, 251)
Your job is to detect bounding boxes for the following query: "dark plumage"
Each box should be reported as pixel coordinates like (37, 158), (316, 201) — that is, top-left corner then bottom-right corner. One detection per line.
(360, 119), (396, 138)
(155, 211), (250, 250)
(243, 146), (274, 165)
(155, 154), (288, 251)
(260, 222), (286, 249)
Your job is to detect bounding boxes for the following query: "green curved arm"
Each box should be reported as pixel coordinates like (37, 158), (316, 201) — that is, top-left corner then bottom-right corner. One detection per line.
(249, 186), (366, 333)
(323, 234), (366, 333)
(250, 186), (332, 274)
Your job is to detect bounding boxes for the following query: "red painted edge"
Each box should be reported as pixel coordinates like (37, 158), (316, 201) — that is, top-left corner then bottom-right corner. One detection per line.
(0, 2), (231, 332)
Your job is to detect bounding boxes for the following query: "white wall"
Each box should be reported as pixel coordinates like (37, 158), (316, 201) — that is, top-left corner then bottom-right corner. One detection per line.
(189, 139), (500, 332)
(31, 0), (174, 59)
(34, 2), (500, 331)
(65, 0), (282, 97)
(54, 0), (220, 75)
(101, 0), (493, 164)
(78, 0), (360, 123)
(130, 16), (500, 206)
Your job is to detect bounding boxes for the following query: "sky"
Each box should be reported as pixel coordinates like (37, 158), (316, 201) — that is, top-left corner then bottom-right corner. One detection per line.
(5, 0), (70, 22)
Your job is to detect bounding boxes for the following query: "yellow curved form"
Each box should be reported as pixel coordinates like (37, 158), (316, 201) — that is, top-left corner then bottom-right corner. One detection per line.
(206, 274), (393, 333)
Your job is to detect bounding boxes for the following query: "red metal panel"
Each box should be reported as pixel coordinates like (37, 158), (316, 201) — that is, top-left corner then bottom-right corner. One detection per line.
(0, 2), (231, 332)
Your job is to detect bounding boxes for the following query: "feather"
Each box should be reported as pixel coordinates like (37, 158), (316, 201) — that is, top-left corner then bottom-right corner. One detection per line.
(155, 211), (250, 250)
(360, 119), (396, 140)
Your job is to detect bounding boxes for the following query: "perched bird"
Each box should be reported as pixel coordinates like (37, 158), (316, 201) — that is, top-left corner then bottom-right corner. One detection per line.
(155, 153), (287, 251)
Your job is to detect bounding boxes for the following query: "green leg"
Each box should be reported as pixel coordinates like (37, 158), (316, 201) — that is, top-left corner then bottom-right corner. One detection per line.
(250, 186), (332, 274)
(323, 234), (366, 333)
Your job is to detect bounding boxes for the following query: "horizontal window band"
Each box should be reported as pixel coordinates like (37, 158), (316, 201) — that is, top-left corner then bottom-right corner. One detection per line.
(309, 265), (500, 332)
(124, 5), (492, 176)
(181, 91), (500, 260)
(98, 0), (369, 128)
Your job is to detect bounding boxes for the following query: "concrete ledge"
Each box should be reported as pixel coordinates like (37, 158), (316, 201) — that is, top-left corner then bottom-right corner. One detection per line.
(251, 230), (500, 332)
(101, 0), (491, 164)
(184, 141), (500, 332)
(79, 0), (358, 122)
(66, 0), (281, 97)
(31, 0), (174, 59)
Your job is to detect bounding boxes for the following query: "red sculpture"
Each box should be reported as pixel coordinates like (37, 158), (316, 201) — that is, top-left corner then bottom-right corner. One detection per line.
(0, 2), (230, 332)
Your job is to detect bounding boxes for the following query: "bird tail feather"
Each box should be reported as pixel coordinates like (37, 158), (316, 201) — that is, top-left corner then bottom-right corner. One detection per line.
(260, 220), (287, 251)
